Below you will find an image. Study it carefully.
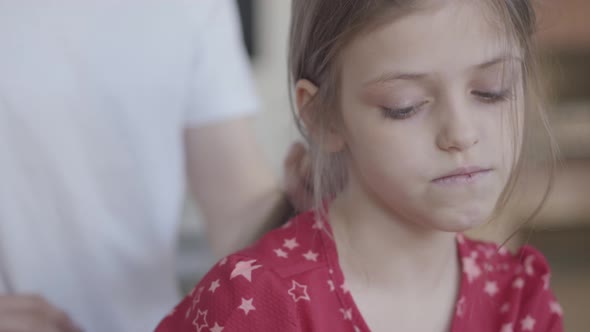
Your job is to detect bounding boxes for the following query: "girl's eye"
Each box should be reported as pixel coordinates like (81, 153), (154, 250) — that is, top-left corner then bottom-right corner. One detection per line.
(472, 89), (513, 104)
(381, 101), (428, 120)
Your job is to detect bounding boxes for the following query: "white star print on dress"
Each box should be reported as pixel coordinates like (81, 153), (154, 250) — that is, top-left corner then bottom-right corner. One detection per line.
(480, 246), (496, 259)
(312, 220), (323, 230)
(274, 248), (288, 258)
(462, 255), (482, 283)
(218, 257), (228, 266)
(455, 296), (466, 317)
(283, 238), (300, 250)
(327, 280), (335, 292)
(209, 279), (220, 293)
(303, 250), (319, 262)
(457, 234), (465, 244)
(520, 315), (536, 331)
(185, 307), (191, 319)
(230, 260), (262, 282)
(512, 278), (524, 289)
(500, 323), (513, 332)
(209, 322), (224, 332)
(192, 287), (204, 310)
(524, 256), (535, 276)
(340, 308), (353, 321)
(550, 301), (563, 316)
(192, 309), (209, 332)
(340, 282), (350, 294)
(288, 280), (311, 302)
(190, 285), (201, 297)
(484, 281), (499, 296)
(542, 273), (551, 290)
(238, 298), (256, 316)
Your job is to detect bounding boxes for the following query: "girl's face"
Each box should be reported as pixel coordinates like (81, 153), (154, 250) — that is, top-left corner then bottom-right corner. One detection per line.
(335, 1), (523, 231)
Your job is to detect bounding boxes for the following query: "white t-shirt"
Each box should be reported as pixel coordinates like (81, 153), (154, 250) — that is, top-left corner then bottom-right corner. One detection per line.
(0, 1), (258, 331)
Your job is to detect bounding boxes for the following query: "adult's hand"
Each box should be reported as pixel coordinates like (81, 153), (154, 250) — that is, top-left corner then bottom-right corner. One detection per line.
(0, 295), (82, 332)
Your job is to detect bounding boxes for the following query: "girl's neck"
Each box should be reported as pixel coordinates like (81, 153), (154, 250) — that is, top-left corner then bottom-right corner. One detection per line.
(328, 180), (459, 292)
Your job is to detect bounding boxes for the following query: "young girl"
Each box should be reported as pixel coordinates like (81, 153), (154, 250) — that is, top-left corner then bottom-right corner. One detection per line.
(156, 1), (563, 331)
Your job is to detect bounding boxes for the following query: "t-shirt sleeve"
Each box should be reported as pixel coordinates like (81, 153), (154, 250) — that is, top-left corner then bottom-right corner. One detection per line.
(155, 255), (298, 331)
(516, 245), (564, 332)
(185, 0), (259, 127)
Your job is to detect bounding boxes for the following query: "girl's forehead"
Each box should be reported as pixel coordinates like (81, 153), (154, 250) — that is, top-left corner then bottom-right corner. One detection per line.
(339, 1), (518, 83)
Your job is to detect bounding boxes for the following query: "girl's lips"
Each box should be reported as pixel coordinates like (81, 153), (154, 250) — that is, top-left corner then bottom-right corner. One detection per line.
(432, 167), (493, 185)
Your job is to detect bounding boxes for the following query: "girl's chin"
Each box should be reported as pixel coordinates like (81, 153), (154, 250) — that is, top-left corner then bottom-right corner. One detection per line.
(430, 213), (492, 233)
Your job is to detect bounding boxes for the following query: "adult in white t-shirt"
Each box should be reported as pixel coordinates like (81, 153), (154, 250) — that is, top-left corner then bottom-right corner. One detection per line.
(0, 1), (302, 331)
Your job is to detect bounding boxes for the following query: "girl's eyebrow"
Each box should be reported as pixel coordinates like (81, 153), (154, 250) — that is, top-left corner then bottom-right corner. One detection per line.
(475, 54), (523, 70)
(363, 72), (427, 87)
(363, 54), (522, 87)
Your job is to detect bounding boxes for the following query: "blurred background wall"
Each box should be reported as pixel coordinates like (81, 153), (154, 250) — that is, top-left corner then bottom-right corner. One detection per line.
(179, 1), (590, 330)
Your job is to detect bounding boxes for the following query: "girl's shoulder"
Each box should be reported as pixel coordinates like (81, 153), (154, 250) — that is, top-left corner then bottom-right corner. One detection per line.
(456, 235), (563, 331)
(155, 211), (333, 331)
(236, 209), (329, 277)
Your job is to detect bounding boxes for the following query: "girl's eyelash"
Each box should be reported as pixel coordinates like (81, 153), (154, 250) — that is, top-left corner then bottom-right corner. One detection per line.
(381, 101), (428, 120)
(472, 89), (513, 103)
(381, 90), (512, 120)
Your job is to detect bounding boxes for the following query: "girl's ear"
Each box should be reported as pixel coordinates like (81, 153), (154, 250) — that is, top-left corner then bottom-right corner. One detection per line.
(295, 79), (345, 153)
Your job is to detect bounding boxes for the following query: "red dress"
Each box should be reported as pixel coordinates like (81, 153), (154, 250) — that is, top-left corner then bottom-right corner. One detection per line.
(155, 211), (563, 331)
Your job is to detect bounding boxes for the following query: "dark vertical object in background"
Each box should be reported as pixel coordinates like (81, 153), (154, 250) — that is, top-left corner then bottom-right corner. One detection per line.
(236, 0), (255, 58)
